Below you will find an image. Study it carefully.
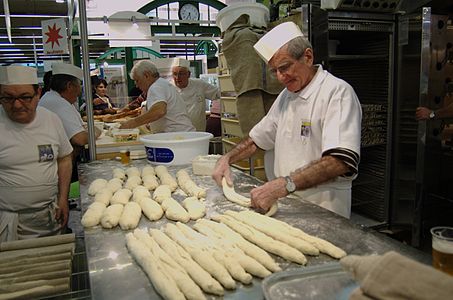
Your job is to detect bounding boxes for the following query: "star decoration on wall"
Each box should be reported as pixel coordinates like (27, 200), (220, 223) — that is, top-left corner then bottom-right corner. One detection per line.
(45, 23), (63, 48)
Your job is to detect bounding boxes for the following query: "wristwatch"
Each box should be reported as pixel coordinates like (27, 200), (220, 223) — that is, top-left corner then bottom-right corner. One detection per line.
(429, 110), (436, 119)
(284, 176), (296, 193)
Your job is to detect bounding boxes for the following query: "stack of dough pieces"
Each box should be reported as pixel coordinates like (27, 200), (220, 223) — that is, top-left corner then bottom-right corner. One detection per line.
(155, 166), (178, 191)
(176, 169), (206, 199)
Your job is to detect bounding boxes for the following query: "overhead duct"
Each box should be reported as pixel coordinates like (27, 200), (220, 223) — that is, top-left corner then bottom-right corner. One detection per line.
(320, 0), (431, 14)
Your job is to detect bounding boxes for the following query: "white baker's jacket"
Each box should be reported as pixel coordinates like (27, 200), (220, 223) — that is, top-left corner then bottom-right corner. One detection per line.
(173, 78), (220, 131)
(250, 66), (362, 218)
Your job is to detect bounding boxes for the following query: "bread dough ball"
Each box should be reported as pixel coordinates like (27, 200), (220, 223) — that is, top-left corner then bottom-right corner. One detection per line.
(88, 178), (108, 196)
(111, 188), (132, 205)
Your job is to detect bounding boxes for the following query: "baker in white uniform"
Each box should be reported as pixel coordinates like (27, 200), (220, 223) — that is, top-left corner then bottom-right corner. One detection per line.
(171, 58), (220, 132)
(40, 62), (101, 157)
(0, 66), (73, 241)
(213, 22), (362, 218)
(120, 60), (195, 132)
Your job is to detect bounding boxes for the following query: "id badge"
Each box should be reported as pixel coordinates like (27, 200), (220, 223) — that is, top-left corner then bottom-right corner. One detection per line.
(300, 120), (311, 138)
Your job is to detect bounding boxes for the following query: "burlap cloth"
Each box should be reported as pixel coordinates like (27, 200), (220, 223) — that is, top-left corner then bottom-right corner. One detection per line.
(340, 251), (453, 300)
(222, 14), (284, 135)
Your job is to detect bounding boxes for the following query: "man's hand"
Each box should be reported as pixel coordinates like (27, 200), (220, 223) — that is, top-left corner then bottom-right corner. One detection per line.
(55, 196), (69, 228)
(212, 155), (233, 187)
(250, 177), (287, 212)
(415, 107), (432, 120)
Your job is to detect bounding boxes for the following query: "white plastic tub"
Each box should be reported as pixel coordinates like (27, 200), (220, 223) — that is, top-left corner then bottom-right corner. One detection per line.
(192, 155), (222, 176)
(216, 3), (269, 33)
(140, 132), (214, 165)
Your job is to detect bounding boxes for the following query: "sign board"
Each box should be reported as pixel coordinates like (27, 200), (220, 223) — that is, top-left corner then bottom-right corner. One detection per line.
(41, 18), (69, 55)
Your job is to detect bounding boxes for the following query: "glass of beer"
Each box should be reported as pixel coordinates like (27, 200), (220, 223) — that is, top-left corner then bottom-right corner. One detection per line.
(119, 149), (130, 165)
(431, 226), (453, 275)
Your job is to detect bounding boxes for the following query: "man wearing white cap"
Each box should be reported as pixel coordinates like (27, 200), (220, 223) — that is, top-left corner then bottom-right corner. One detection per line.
(0, 66), (73, 241)
(213, 22), (362, 218)
(120, 60), (195, 132)
(40, 63), (101, 155)
(171, 58), (220, 132)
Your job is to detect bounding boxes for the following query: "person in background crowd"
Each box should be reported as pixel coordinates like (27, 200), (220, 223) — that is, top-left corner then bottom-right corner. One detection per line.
(80, 77), (116, 115)
(171, 58), (220, 132)
(40, 70), (52, 98)
(39, 63), (101, 182)
(119, 60), (195, 132)
(212, 22), (362, 219)
(0, 66), (73, 241)
(206, 99), (222, 137)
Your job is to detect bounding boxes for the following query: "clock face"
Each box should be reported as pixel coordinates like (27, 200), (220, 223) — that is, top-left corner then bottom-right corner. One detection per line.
(179, 3), (199, 21)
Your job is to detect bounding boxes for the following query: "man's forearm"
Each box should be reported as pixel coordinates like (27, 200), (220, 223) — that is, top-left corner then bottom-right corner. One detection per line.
(291, 155), (349, 191)
(225, 137), (258, 164)
(57, 154), (73, 201)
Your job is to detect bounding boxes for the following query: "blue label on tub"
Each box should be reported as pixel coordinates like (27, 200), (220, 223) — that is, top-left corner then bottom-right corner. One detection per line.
(145, 147), (174, 163)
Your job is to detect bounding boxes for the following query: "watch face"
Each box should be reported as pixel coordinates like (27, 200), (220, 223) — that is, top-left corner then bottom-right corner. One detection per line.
(179, 3), (199, 21)
(285, 176), (296, 193)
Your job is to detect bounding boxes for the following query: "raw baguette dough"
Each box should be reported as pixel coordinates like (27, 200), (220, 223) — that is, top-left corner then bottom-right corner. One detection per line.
(155, 166), (178, 191)
(149, 229), (224, 296)
(125, 166), (141, 178)
(164, 223), (236, 290)
(119, 201), (142, 230)
(106, 178), (123, 193)
(225, 210), (319, 256)
(193, 222), (271, 278)
(141, 166), (155, 177)
(196, 219), (281, 272)
(81, 202), (106, 227)
(94, 189), (112, 206)
(161, 198), (190, 223)
(241, 210), (346, 259)
(176, 169), (206, 198)
(139, 197), (164, 221)
(142, 174), (159, 191)
(175, 222), (252, 285)
(125, 233), (185, 300)
(132, 186), (151, 202)
(124, 176), (142, 190)
(110, 188), (132, 205)
(133, 229), (206, 300)
(152, 185), (172, 204)
(88, 178), (108, 196)
(213, 214), (307, 265)
(100, 204), (124, 229)
(112, 168), (126, 180)
(182, 197), (206, 220)
(221, 178), (278, 216)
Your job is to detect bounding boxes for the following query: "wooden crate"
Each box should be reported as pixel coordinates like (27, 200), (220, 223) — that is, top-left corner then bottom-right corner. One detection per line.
(218, 52), (229, 75)
(221, 118), (243, 137)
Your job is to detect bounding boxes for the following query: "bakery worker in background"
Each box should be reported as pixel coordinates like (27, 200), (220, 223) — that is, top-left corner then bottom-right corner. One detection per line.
(171, 58), (220, 132)
(212, 22), (362, 218)
(0, 66), (73, 241)
(120, 60), (195, 132)
(40, 63), (102, 158)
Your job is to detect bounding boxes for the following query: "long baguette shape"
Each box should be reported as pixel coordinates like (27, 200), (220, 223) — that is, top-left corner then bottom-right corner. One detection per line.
(149, 229), (224, 296)
(196, 219), (281, 272)
(212, 215), (307, 265)
(164, 223), (236, 289)
(225, 210), (319, 255)
(125, 233), (185, 300)
(241, 210), (347, 259)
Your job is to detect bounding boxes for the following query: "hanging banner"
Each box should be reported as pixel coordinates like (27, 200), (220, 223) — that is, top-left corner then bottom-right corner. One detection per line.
(41, 18), (69, 55)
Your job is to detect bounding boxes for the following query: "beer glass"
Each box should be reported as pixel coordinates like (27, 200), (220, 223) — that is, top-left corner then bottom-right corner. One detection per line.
(430, 226), (453, 275)
(119, 149), (130, 165)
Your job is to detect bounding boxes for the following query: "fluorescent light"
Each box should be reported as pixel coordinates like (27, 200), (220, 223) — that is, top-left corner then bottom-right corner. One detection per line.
(56, 0), (65, 3)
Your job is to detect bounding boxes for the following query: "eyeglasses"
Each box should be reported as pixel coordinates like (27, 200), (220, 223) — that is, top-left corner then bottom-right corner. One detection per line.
(172, 72), (189, 77)
(0, 94), (36, 104)
(269, 60), (297, 76)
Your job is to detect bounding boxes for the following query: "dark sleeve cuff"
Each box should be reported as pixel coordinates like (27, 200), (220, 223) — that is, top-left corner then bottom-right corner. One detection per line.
(322, 147), (360, 178)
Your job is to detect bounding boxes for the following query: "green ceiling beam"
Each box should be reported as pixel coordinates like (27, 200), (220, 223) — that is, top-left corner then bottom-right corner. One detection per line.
(138, 0), (226, 13)
(151, 25), (220, 35)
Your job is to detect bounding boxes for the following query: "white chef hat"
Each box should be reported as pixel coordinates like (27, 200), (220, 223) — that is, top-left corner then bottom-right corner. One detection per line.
(171, 58), (190, 69)
(0, 65), (38, 85)
(52, 62), (83, 80)
(254, 22), (304, 63)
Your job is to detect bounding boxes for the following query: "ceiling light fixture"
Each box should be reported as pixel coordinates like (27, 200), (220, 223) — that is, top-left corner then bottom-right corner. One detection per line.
(56, 0), (65, 3)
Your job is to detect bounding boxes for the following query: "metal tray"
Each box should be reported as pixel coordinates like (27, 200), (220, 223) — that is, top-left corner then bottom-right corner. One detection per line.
(262, 263), (358, 300)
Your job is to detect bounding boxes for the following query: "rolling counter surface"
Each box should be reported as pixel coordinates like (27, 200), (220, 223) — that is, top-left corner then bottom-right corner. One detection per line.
(78, 159), (429, 300)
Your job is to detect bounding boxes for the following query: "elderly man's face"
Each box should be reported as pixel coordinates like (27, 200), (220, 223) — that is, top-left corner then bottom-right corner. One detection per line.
(133, 72), (154, 93)
(269, 46), (314, 93)
(0, 84), (40, 124)
(172, 66), (190, 89)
